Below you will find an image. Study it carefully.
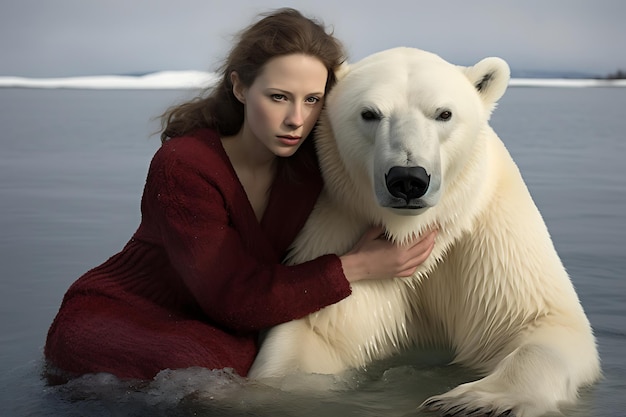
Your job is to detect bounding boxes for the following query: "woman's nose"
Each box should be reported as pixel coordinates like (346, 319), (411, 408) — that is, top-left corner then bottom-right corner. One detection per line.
(285, 104), (304, 128)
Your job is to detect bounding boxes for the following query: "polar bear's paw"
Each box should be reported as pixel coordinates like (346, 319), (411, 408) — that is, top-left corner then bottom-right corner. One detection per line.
(420, 395), (515, 417)
(419, 380), (548, 417)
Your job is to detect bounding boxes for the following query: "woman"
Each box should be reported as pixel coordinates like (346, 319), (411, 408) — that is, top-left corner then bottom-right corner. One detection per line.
(44, 8), (436, 382)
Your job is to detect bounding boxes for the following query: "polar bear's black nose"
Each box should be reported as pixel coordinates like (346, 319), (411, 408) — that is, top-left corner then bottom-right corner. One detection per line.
(385, 166), (430, 202)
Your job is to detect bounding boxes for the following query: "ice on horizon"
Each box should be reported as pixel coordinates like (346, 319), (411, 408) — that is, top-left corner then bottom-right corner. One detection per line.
(0, 71), (219, 90)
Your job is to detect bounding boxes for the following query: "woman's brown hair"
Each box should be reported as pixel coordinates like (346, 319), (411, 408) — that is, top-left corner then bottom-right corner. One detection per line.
(160, 8), (345, 142)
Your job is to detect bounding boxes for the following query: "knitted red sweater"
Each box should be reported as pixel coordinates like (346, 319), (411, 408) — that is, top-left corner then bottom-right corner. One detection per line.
(44, 129), (351, 380)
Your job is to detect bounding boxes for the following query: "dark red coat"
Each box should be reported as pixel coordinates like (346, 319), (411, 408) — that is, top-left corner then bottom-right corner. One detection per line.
(44, 129), (351, 380)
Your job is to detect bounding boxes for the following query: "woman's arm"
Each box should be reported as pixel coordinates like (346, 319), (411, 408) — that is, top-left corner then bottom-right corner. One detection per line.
(146, 146), (351, 333)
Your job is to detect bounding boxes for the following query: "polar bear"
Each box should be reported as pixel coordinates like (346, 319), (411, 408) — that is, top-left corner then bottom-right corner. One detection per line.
(248, 47), (600, 417)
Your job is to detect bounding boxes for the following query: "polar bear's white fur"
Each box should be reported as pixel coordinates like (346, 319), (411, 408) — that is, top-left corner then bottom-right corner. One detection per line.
(249, 47), (600, 417)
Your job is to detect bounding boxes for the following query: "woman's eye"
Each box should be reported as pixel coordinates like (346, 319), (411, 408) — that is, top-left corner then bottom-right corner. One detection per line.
(305, 96), (321, 104)
(437, 110), (452, 121)
(271, 94), (287, 101)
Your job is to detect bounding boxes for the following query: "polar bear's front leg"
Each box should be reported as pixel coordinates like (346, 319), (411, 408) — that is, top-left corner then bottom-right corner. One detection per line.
(248, 318), (347, 379)
(420, 322), (600, 417)
(248, 193), (364, 380)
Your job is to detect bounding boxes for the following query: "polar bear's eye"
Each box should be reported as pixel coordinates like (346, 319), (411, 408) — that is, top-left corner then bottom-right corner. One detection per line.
(437, 110), (453, 121)
(361, 109), (382, 121)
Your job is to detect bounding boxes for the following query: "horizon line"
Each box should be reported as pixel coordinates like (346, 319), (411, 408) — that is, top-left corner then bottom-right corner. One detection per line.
(1, 71), (625, 89)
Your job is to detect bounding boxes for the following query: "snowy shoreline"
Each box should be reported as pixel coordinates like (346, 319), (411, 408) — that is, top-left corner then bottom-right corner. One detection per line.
(1, 71), (625, 89)
(0, 71), (219, 90)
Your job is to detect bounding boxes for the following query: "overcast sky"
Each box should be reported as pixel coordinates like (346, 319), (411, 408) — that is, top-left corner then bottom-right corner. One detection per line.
(2, 0), (625, 78)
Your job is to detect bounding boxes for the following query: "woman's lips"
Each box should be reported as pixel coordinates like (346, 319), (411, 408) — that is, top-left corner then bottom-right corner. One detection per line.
(277, 135), (301, 146)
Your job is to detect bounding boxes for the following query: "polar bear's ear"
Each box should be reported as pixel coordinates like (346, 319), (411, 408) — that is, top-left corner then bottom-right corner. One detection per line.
(334, 62), (351, 81)
(462, 57), (510, 115)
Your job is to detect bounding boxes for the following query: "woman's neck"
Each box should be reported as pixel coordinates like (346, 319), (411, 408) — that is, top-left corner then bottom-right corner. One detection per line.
(221, 133), (277, 222)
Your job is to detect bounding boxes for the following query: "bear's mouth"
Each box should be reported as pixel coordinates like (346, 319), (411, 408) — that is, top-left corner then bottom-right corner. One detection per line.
(385, 202), (431, 216)
(392, 204), (426, 210)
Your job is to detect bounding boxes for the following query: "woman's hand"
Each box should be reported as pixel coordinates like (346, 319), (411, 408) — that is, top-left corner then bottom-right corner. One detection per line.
(340, 226), (437, 283)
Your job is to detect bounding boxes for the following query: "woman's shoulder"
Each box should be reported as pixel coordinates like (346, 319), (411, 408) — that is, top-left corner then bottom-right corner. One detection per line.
(157, 128), (221, 159)
(144, 129), (242, 208)
(152, 129), (229, 172)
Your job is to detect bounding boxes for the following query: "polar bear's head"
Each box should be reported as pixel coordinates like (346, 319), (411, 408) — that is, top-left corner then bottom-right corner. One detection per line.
(315, 47), (510, 227)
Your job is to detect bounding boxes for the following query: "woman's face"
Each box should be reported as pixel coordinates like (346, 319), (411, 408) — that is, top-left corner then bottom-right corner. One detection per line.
(233, 54), (328, 159)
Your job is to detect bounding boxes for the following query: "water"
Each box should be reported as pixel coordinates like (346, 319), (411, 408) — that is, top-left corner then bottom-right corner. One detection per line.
(0, 87), (624, 416)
